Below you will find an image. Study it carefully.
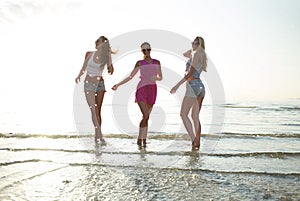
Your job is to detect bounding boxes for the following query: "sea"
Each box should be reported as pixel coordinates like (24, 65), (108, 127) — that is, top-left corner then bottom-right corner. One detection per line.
(0, 99), (299, 200)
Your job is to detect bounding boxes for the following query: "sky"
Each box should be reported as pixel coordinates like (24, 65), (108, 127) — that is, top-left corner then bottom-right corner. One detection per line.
(0, 0), (300, 133)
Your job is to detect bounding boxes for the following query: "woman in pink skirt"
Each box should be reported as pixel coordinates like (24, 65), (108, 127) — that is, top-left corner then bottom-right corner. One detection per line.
(112, 42), (163, 146)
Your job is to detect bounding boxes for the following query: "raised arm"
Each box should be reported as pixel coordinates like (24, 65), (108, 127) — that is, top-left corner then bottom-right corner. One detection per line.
(112, 61), (140, 90)
(183, 49), (192, 58)
(75, 51), (92, 83)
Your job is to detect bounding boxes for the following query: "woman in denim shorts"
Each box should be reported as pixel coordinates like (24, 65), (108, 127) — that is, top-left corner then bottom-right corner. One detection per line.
(171, 36), (207, 149)
(75, 36), (115, 143)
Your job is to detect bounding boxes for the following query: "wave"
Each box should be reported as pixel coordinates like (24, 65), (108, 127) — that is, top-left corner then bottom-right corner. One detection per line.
(220, 104), (300, 112)
(0, 132), (202, 139)
(256, 106), (300, 112)
(280, 123), (300, 127)
(0, 159), (43, 166)
(220, 104), (258, 109)
(0, 133), (86, 139)
(2, 147), (299, 159)
(1, 158), (299, 177)
(1, 132), (299, 139)
(280, 106), (300, 111)
(59, 162), (300, 177)
(220, 132), (300, 138)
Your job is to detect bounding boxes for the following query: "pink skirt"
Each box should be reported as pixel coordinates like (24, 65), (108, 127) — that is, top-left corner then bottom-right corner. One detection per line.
(135, 84), (157, 105)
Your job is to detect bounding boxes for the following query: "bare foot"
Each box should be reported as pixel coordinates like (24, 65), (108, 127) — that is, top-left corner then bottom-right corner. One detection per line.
(137, 139), (142, 146)
(95, 137), (106, 145)
(192, 135), (200, 149)
(142, 139), (147, 147)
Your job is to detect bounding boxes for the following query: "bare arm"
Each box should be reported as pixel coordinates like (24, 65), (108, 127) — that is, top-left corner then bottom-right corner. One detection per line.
(170, 51), (201, 93)
(183, 49), (192, 58)
(152, 60), (163, 81)
(107, 50), (114, 75)
(75, 51), (92, 83)
(112, 61), (140, 90)
(170, 66), (195, 94)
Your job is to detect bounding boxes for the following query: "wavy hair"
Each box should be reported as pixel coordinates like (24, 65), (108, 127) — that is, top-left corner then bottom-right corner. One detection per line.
(195, 36), (207, 72)
(95, 36), (116, 66)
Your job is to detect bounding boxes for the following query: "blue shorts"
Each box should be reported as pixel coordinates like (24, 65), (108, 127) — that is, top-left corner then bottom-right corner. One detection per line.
(84, 81), (106, 92)
(185, 79), (205, 98)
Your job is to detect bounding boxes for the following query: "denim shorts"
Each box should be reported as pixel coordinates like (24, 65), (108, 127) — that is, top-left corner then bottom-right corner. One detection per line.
(84, 80), (106, 92)
(185, 79), (205, 97)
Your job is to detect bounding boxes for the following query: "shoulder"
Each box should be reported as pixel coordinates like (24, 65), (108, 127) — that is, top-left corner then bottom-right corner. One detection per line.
(137, 59), (145, 64)
(85, 51), (93, 59)
(152, 59), (160, 64)
(135, 60), (142, 68)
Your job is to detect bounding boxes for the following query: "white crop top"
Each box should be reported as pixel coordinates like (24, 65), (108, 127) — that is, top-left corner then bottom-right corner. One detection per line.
(86, 52), (104, 77)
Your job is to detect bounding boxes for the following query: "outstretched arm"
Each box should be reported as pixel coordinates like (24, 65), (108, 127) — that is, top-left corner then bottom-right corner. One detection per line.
(112, 61), (140, 90)
(75, 52), (92, 83)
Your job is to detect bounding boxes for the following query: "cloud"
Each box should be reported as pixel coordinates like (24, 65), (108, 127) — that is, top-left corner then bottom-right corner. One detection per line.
(0, 0), (82, 24)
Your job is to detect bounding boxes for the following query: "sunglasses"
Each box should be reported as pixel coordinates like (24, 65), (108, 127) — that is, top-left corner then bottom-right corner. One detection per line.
(142, 49), (151, 52)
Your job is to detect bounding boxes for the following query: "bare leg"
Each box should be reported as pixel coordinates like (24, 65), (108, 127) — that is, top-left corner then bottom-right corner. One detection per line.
(138, 102), (152, 127)
(95, 91), (105, 142)
(85, 90), (105, 142)
(137, 102), (153, 146)
(180, 96), (196, 142)
(191, 96), (204, 148)
(143, 104), (153, 145)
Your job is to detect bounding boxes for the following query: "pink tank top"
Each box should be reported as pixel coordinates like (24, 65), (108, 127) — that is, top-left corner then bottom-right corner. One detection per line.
(137, 59), (159, 88)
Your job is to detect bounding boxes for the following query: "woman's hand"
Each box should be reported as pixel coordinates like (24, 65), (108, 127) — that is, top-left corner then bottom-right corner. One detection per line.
(151, 75), (162, 82)
(108, 64), (114, 75)
(170, 85), (178, 94)
(111, 84), (118, 90)
(151, 76), (157, 82)
(75, 76), (80, 83)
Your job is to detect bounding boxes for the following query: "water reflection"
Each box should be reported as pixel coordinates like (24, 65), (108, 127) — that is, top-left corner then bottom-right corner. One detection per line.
(185, 149), (201, 169)
(138, 145), (147, 162)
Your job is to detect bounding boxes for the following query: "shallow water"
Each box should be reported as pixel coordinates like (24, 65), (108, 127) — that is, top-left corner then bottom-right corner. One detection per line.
(1, 100), (300, 200)
(0, 133), (299, 200)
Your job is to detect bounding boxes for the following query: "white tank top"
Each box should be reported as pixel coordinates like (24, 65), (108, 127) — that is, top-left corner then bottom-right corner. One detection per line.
(86, 52), (104, 77)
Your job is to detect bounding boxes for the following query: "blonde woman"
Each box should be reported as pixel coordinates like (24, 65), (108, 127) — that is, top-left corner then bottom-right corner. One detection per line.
(75, 36), (115, 143)
(171, 36), (207, 149)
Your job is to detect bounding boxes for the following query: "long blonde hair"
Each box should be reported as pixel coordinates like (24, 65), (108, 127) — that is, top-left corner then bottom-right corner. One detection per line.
(195, 36), (207, 72)
(96, 36), (116, 66)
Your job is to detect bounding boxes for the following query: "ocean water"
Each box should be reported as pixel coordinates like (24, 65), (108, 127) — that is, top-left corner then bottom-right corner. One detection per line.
(0, 100), (300, 200)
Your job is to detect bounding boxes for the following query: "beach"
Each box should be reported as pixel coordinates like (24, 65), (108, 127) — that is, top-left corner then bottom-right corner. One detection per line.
(1, 100), (300, 200)
(0, 132), (299, 200)
(1, 0), (300, 200)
